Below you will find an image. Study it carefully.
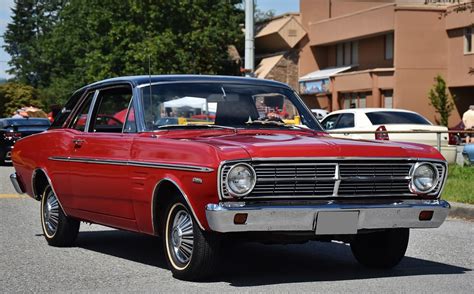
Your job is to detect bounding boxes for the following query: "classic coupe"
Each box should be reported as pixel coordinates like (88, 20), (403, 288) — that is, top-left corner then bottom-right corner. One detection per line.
(10, 75), (450, 280)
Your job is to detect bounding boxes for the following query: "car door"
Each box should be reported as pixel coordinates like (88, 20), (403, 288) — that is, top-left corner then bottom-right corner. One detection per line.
(68, 84), (137, 225)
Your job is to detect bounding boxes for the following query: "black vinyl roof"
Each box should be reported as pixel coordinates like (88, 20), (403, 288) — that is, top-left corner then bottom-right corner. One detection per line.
(82, 75), (291, 90)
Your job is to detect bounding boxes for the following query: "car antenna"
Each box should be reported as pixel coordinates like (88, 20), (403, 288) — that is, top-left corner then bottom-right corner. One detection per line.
(148, 55), (153, 101)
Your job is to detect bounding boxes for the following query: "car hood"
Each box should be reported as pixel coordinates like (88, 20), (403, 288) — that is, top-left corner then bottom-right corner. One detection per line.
(184, 131), (443, 160)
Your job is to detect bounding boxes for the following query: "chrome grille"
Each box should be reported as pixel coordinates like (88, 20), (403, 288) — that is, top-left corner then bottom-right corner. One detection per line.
(219, 159), (446, 199)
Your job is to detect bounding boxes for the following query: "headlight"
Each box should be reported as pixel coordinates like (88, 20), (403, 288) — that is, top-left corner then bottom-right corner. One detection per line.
(410, 162), (439, 194)
(226, 163), (256, 197)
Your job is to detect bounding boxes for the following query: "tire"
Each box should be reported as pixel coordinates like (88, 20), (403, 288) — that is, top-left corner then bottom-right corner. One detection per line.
(162, 196), (219, 281)
(40, 185), (80, 247)
(350, 228), (409, 269)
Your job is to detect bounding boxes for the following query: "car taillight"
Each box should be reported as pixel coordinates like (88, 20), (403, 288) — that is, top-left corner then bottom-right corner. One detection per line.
(4, 132), (21, 140)
(375, 125), (389, 140)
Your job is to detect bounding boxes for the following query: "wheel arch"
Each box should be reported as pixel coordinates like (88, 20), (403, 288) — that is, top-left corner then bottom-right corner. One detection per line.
(31, 168), (68, 216)
(152, 178), (205, 236)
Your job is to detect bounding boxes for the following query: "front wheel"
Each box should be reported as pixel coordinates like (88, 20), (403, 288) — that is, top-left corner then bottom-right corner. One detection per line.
(350, 228), (409, 269)
(163, 197), (219, 281)
(40, 185), (80, 246)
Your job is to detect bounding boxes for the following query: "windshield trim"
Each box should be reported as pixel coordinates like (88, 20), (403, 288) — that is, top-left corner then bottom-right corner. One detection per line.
(138, 81), (323, 132)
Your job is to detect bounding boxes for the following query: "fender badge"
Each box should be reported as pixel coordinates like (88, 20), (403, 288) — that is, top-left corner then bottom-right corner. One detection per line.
(192, 177), (203, 184)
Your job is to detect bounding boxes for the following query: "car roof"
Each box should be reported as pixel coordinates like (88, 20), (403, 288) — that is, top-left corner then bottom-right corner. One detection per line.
(77, 75), (292, 92)
(327, 108), (420, 115)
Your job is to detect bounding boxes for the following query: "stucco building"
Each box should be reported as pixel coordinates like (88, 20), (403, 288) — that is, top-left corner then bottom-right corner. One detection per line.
(297, 0), (473, 126)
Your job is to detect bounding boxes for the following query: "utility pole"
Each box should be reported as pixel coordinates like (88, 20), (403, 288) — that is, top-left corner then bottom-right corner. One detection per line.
(244, 0), (254, 77)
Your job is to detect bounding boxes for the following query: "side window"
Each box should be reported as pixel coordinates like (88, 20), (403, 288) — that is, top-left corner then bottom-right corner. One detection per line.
(51, 90), (85, 129)
(322, 114), (339, 130)
(90, 86), (133, 133)
(335, 113), (354, 129)
(123, 103), (137, 133)
(71, 92), (95, 131)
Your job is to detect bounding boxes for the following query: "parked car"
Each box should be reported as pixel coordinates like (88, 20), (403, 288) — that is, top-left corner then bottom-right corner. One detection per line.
(10, 76), (449, 281)
(0, 118), (50, 165)
(310, 108), (329, 121)
(321, 108), (456, 162)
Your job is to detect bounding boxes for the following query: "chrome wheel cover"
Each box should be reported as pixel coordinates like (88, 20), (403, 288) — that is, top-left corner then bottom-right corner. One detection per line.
(169, 208), (194, 265)
(43, 189), (59, 236)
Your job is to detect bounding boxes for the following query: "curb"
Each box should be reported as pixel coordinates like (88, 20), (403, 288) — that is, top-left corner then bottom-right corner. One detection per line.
(448, 201), (474, 221)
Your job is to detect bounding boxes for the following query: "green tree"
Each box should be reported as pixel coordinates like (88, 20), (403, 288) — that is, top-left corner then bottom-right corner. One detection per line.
(428, 75), (455, 127)
(37, 0), (244, 104)
(3, 0), (66, 87)
(0, 82), (44, 117)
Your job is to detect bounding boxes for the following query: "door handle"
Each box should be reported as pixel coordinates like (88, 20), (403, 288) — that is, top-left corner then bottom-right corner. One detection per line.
(72, 139), (85, 147)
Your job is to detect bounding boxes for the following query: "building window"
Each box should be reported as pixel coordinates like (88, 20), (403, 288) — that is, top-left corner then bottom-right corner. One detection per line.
(341, 92), (368, 109)
(336, 41), (358, 66)
(383, 90), (393, 108)
(465, 26), (473, 53)
(385, 33), (394, 60)
(337, 44), (344, 66)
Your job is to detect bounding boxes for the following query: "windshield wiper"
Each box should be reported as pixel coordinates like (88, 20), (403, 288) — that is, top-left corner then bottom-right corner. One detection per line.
(155, 124), (236, 131)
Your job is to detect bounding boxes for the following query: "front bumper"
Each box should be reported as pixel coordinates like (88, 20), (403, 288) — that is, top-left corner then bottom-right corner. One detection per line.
(205, 200), (450, 233)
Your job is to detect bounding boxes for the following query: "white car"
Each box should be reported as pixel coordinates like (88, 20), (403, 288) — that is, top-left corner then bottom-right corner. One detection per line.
(321, 108), (455, 162)
(310, 109), (329, 121)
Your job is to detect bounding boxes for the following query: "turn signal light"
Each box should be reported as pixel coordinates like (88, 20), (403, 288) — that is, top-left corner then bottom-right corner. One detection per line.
(375, 125), (389, 140)
(419, 210), (434, 221)
(234, 213), (248, 225)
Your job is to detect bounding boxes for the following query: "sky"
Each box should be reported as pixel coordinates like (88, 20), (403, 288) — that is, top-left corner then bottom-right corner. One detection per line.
(0, 0), (300, 80)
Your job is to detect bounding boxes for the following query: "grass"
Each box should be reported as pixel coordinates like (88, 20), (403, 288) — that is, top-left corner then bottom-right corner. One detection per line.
(441, 165), (474, 204)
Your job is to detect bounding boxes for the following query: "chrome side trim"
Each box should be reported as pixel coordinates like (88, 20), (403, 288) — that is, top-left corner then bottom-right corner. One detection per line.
(48, 156), (214, 173)
(151, 178), (205, 234)
(31, 168), (68, 216)
(10, 173), (25, 194)
(205, 199), (451, 233)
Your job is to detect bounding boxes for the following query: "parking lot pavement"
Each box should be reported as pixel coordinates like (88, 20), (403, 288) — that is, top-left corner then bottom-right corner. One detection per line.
(0, 166), (473, 293)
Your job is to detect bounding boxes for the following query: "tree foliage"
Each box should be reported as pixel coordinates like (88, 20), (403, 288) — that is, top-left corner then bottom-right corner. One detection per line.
(0, 82), (44, 117)
(3, 0), (244, 107)
(428, 75), (455, 127)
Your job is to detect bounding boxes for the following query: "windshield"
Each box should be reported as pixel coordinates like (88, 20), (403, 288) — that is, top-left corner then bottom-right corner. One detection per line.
(365, 111), (431, 125)
(139, 82), (321, 131)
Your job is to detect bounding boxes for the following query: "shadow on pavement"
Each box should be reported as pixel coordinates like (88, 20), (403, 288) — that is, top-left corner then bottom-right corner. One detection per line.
(75, 229), (471, 286)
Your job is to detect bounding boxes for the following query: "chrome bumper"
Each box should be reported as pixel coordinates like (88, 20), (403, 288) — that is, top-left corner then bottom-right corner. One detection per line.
(10, 173), (25, 194)
(205, 200), (450, 233)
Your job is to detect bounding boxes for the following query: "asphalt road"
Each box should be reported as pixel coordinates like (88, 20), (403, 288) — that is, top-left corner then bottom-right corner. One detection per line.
(0, 166), (473, 293)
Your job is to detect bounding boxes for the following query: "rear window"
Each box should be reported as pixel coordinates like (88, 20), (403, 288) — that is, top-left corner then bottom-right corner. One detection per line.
(365, 111), (431, 125)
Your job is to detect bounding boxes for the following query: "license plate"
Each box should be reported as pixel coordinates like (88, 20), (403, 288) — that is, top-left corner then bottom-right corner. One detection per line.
(315, 211), (359, 235)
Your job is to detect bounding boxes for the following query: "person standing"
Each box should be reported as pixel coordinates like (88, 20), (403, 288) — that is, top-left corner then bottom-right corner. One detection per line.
(463, 105), (474, 143)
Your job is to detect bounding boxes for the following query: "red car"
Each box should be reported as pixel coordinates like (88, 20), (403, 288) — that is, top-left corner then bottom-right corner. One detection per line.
(10, 75), (450, 281)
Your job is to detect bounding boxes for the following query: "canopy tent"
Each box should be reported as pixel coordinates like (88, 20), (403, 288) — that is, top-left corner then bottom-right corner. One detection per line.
(163, 97), (217, 113)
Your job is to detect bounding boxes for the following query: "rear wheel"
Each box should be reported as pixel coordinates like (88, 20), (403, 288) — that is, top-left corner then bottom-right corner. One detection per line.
(350, 228), (409, 268)
(163, 196), (219, 281)
(40, 185), (80, 246)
